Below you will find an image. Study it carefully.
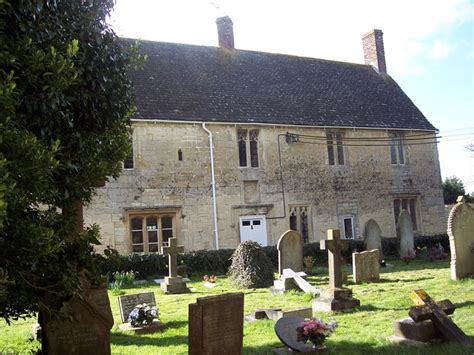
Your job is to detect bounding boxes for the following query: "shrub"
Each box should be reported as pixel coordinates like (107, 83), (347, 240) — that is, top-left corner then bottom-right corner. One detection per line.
(228, 241), (274, 288)
(415, 234), (450, 252)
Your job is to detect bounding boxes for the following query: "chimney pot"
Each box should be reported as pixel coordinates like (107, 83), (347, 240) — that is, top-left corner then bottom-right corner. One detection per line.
(216, 16), (234, 50)
(362, 29), (387, 74)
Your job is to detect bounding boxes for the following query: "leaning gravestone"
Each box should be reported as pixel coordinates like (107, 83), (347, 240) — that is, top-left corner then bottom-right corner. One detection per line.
(189, 293), (244, 355)
(277, 230), (304, 275)
(397, 210), (415, 258)
(352, 249), (380, 284)
(43, 282), (114, 355)
(364, 219), (382, 258)
(273, 317), (316, 353)
(447, 196), (474, 280)
(118, 292), (156, 323)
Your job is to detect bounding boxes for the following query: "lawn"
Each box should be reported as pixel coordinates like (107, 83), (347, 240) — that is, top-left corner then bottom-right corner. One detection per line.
(1, 258), (473, 354)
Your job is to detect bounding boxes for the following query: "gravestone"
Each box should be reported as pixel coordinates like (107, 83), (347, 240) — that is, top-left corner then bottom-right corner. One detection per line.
(397, 210), (415, 258)
(447, 196), (474, 280)
(161, 237), (190, 294)
(248, 307), (312, 322)
(312, 229), (360, 312)
(273, 317), (317, 354)
(364, 219), (382, 258)
(43, 282), (114, 355)
(352, 249), (380, 284)
(118, 292), (156, 323)
(189, 293), (244, 355)
(277, 230), (304, 275)
(273, 269), (320, 294)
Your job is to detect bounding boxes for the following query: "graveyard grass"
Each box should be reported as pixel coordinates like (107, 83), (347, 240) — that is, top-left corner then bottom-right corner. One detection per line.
(1, 259), (473, 354)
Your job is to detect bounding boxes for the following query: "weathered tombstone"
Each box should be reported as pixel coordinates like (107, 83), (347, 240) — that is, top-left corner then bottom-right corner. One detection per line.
(277, 230), (304, 276)
(447, 196), (474, 280)
(189, 293), (244, 355)
(161, 237), (190, 294)
(364, 219), (382, 258)
(312, 229), (360, 312)
(352, 249), (380, 284)
(397, 210), (415, 258)
(42, 281), (114, 354)
(247, 307), (312, 322)
(118, 292), (156, 323)
(273, 317), (316, 354)
(408, 289), (471, 344)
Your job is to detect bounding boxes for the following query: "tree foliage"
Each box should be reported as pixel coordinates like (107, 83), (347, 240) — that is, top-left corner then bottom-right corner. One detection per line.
(442, 176), (471, 204)
(0, 0), (140, 322)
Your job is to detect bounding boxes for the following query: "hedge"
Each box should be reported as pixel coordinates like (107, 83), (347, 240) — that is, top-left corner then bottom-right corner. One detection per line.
(99, 234), (449, 280)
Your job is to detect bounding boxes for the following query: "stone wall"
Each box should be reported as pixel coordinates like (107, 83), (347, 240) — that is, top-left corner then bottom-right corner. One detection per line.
(84, 121), (446, 253)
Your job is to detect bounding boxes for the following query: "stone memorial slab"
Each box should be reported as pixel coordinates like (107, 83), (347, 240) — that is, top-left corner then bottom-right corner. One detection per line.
(447, 196), (474, 280)
(352, 249), (380, 284)
(118, 292), (156, 323)
(189, 292), (244, 355)
(312, 229), (360, 312)
(274, 317), (315, 353)
(161, 237), (190, 294)
(397, 210), (415, 258)
(364, 219), (382, 258)
(247, 307), (312, 322)
(43, 283), (114, 355)
(277, 230), (304, 275)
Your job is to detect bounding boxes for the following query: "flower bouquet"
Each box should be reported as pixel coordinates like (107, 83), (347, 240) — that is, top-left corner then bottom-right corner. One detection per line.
(203, 274), (218, 283)
(128, 303), (159, 327)
(296, 317), (337, 348)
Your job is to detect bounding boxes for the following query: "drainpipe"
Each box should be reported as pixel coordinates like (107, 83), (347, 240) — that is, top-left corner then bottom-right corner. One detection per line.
(201, 123), (219, 250)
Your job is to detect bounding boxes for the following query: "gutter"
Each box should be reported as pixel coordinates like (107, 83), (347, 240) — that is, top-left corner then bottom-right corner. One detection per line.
(201, 123), (219, 250)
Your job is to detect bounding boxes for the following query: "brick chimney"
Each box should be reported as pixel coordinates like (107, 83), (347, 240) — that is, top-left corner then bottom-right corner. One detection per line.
(216, 16), (234, 50)
(362, 29), (387, 74)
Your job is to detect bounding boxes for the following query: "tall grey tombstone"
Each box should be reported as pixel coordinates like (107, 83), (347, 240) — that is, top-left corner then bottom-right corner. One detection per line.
(364, 219), (382, 258)
(397, 210), (415, 258)
(277, 230), (304, 276)
(189, 293), (244, 355)
(447, 196), (474, 280)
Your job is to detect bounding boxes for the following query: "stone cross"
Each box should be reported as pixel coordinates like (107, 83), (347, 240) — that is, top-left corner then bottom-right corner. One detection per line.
(282, 269), (320, 294)
(408, 289), (470, 344)
(320, 229), (348, 289)
(162, 237), (184, 278)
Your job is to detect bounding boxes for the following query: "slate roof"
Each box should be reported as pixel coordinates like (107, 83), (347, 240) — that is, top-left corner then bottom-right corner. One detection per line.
(126, 39), (436, 131)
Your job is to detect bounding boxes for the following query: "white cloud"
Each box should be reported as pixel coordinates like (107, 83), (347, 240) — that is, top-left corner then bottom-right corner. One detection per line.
(431, 40), (454, 59)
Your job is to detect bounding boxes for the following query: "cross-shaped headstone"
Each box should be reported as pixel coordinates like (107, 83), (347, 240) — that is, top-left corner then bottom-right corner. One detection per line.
(161, 237), (184, 278)
(282, 269), (320, 294)
(408, 289), (470, 344)
(320, 229), (348, 289)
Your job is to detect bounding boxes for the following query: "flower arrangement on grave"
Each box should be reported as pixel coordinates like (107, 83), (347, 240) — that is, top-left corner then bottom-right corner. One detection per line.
(296, 317), (337, 348)
(128, 303), (159, 327)
(203, 274), (217, 283)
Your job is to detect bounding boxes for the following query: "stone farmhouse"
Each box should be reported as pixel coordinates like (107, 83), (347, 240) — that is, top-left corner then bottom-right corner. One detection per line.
(85, 17), (446, 254)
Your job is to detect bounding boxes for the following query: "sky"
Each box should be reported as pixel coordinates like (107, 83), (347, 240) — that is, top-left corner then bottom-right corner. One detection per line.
(110, 0), (474, 193)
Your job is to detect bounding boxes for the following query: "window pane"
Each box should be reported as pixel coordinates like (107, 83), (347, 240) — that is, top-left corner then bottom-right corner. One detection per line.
(343, 218), (353, 239)
(409, 199), (417, 230)
(397, 139), (405, 164)
(132, 244), (144, 252)
(336, 133), (344, 165)
(162, 229), (173, 243)
(401, 198), (408, 211)
(124, 137), (134, 169)
(289, 215), (297, 230)
(301, 213), (309, 243)
(131, 217), (143, 231)
(132, 231), (143, 244)
(326, 133), (335, 165)
(389, 134), (397, 164)
(393, 199), (400, 224)
(148, 231), (158, 243)
(149, 244), (159, 253)
(162, 217), (172, 229)
(242, 220), (251, 226)
(238, 129), (247, 167)
(253, 220), (261, 226)
(250, 140), (259, 167)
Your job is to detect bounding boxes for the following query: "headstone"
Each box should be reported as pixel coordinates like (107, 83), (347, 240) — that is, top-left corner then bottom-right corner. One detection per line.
(277, 230), (304, 275)
(364, 219), (382, 258)
(447, 196), (474, 280)
(312, 229), (360, 312)
(43, 283), (114, 355)
(392, 318), (442, 343)
(273, 269), (320, 294)
(248, 307), (312, 322)
(161, 237), (190, 294)
(118, 292), (156, 323)
(274, 317), (316, 353)
(352, 249), (380, 284)
(189, 293), (244, 355)
(408, 289), (470, 344)
(397, 210), (415, 258)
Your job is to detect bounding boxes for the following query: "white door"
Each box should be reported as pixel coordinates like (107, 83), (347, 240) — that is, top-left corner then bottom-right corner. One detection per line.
(239, 215), (268, 246)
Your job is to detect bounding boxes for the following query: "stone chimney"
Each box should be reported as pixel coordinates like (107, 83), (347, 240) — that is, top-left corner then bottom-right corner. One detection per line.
(216, 16), (234, 50)
(362, 29), (387, 74)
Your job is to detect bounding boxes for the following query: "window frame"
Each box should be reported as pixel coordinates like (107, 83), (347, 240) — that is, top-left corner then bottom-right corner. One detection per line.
(123, 134), (135, 170)
(389, 132), (406, 165)
(289, 205), (311, 243)
(326, 131), (345, 166)
(393, 196), (419, 231)
(237, 128), (260, 168)
(127, 209), (178, 253)
(342, 215), (355, 239)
